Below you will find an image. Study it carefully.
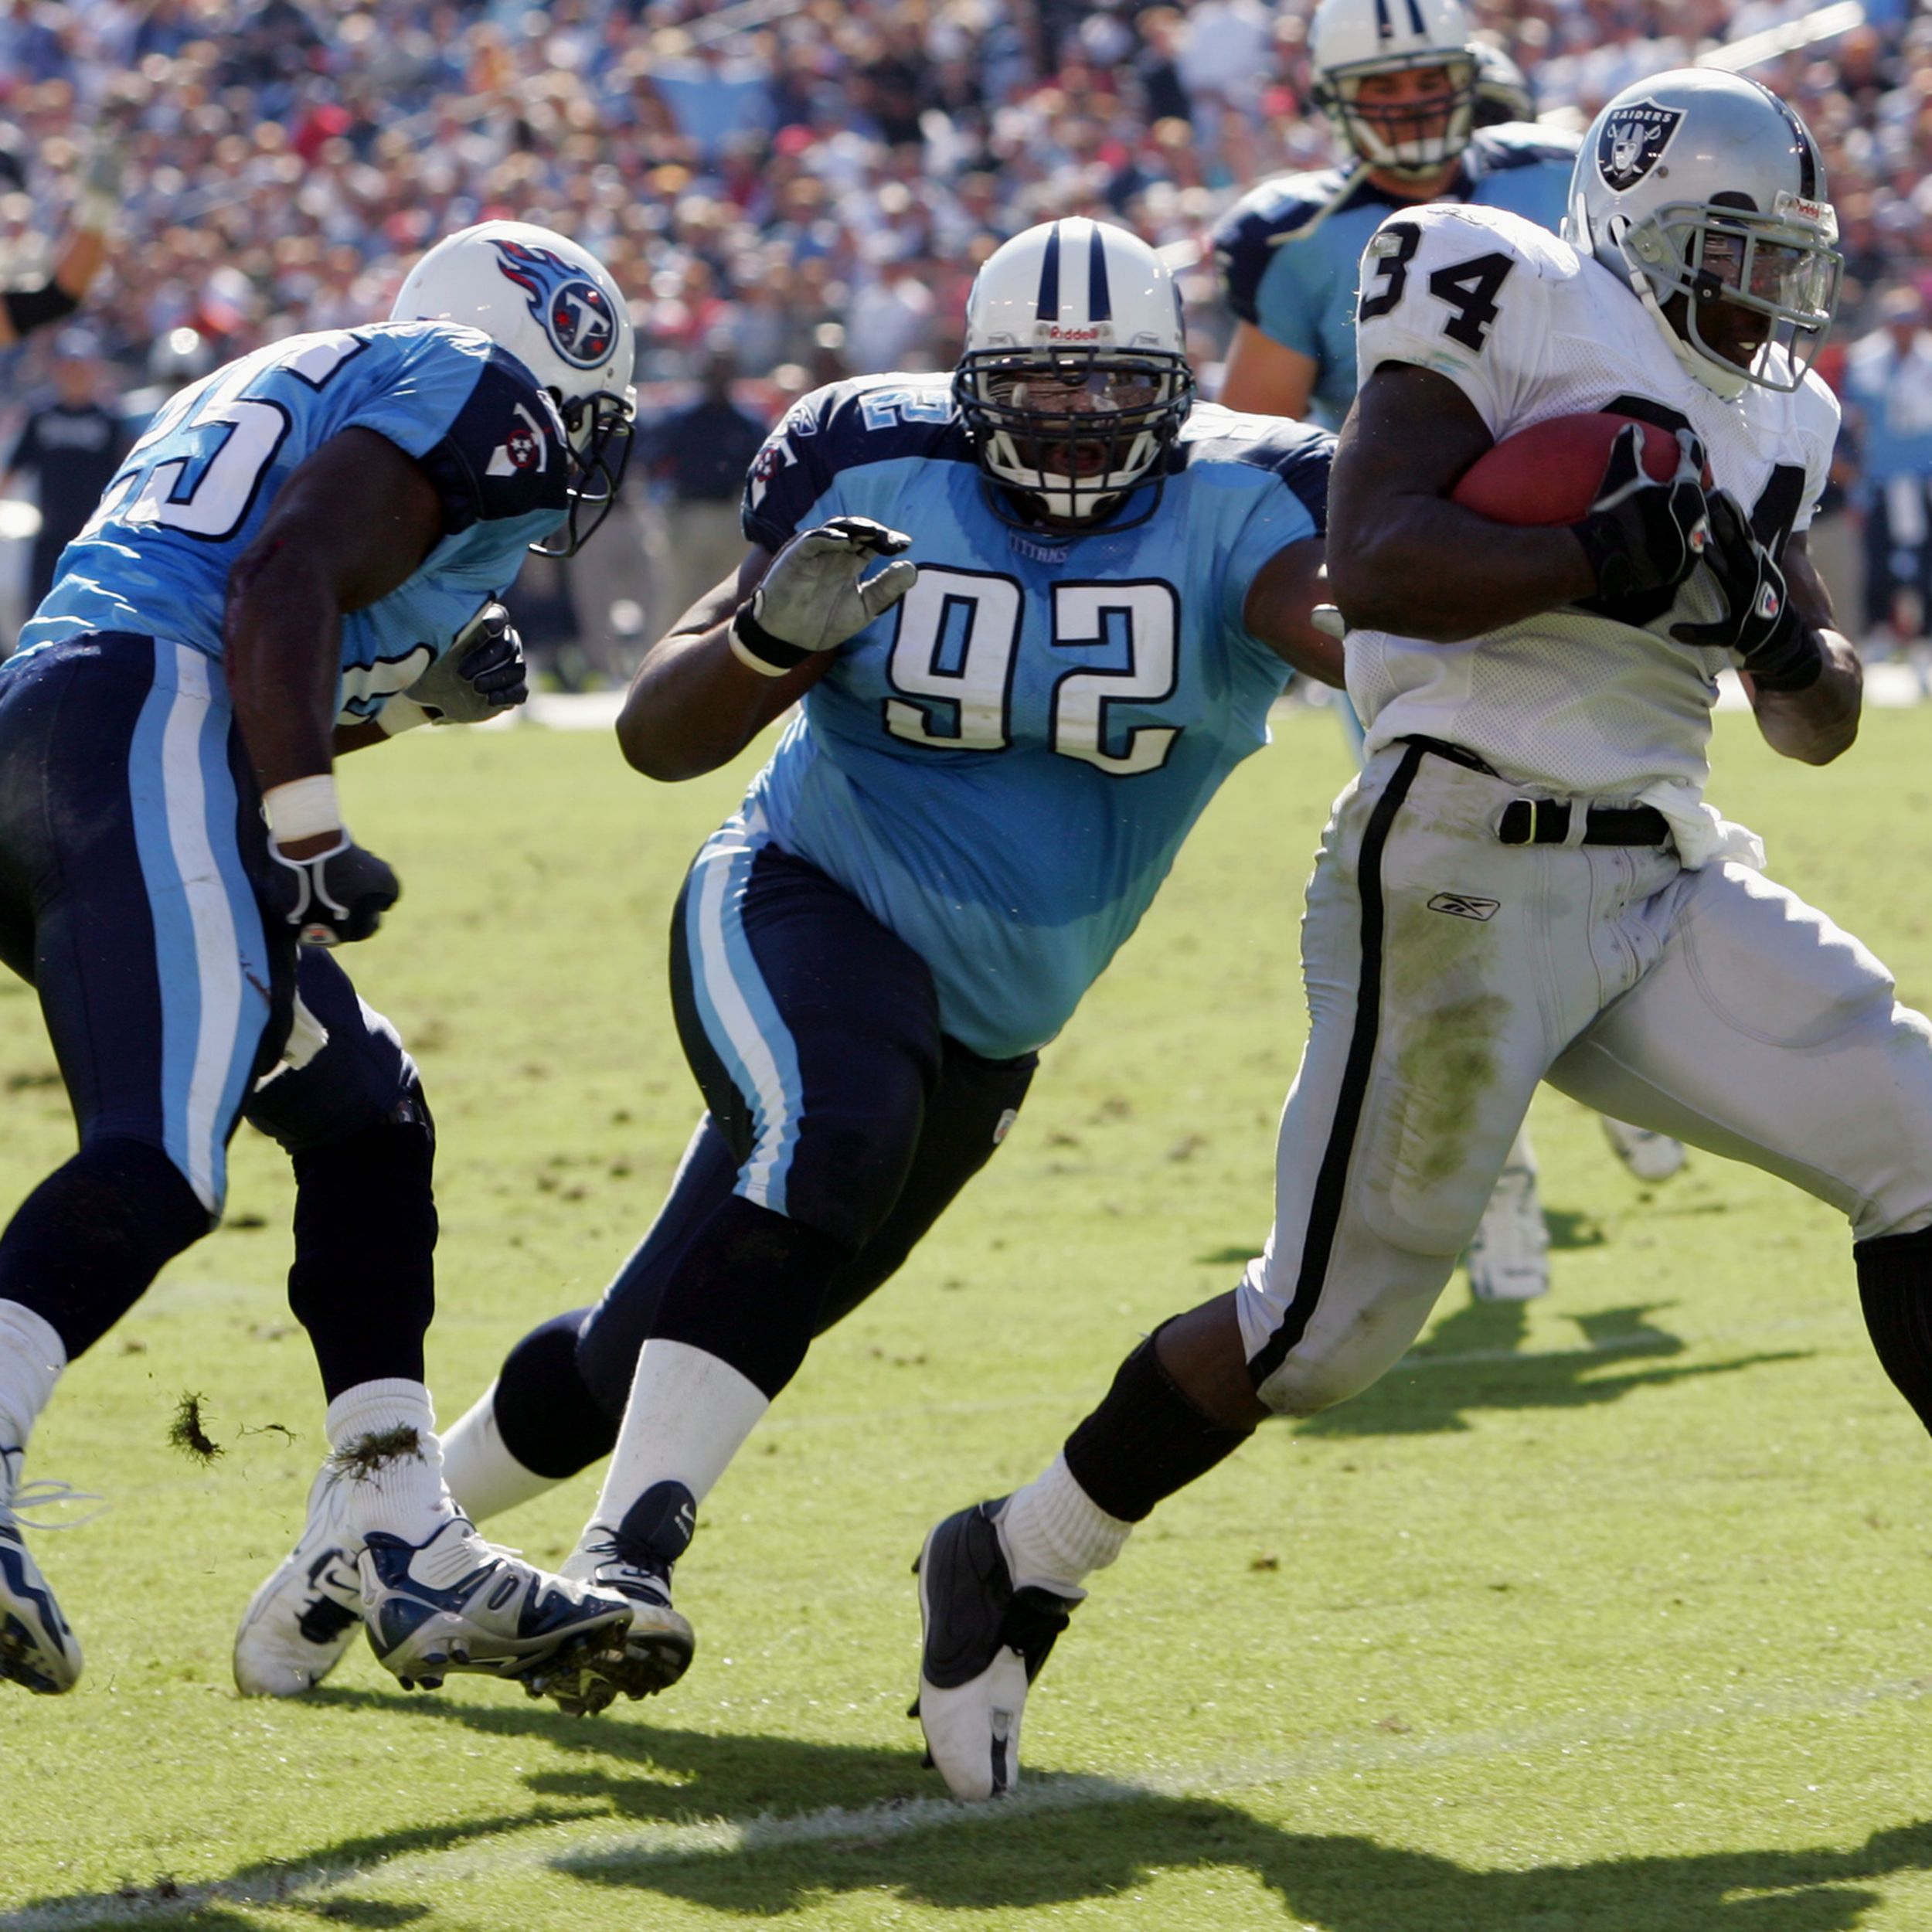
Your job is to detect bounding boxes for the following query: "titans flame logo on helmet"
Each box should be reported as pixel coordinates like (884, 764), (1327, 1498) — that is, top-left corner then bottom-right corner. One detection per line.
(490, 240), (618, 371)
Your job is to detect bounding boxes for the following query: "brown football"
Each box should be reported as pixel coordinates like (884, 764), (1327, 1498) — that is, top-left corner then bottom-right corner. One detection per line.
(1449, 410), (1709, 526)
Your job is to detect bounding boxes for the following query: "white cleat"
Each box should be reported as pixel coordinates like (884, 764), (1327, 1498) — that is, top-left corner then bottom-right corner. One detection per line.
(359, 1514), (632, 1692)
(1468, 1162), (1550, 1301)
(233, 1465), (363, 1698)
(0, 1449), (84, 1696)
(913, 1498), (1080, 1801)
(528, 1534), (696, 1716)
(1600, 1115), (1687, 1183)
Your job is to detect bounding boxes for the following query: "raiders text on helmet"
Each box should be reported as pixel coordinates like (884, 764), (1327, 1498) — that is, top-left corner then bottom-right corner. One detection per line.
(954, 218), (1195, 533)
(1565, 69), (1841, 400)
(1309, 0), (1478, 179)
(393, 220), (637, 554)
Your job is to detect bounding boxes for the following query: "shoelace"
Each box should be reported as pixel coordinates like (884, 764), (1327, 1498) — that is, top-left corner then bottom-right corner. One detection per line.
(5, 1479), (107, 1532)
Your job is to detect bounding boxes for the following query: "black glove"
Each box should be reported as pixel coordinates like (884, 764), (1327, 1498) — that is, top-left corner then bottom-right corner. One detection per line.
(1669, 491), (1822, 692)
(1570, 423), (1711, 603)
(269, 835), (400, 946)
(409, 604), (529, 723)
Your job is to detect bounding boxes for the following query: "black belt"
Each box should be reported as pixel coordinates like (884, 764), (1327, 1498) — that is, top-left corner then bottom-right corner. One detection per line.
(1398, 738), (1670, 848)
(1496, 798), (1670, 847)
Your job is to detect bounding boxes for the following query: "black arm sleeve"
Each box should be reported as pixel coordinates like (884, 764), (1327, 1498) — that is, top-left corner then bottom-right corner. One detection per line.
(4, 282), (79, 338)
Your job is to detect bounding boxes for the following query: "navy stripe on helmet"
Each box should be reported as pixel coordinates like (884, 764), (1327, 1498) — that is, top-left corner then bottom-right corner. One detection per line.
(1763, 86), (1818, 200)
(1036, 222), (1062, 322)
(1087, 224), (1112, 322)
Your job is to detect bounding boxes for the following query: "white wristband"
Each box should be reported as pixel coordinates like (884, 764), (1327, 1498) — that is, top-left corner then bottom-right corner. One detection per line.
(264, 774), (342, 844)
(378, 694), (434, 736)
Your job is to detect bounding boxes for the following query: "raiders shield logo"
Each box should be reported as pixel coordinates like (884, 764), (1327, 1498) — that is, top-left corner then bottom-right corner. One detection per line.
(1597, 100), (1685, 192)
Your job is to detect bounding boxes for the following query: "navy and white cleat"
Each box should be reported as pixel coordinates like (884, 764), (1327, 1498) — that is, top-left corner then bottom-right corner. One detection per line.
(1467, 1158), (1550, 1301)
(1600, 1115), (1688, 1183)
(358, 1515), (632, 1691)
(528, 1534), (696, 1716)
(0, 1452), (84, 1695)
(233, 1466), (362, 1698)
(913, 1498), (1080, 1801)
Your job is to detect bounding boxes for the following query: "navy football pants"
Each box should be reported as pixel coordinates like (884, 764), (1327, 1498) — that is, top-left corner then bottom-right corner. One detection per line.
(0, 635), (434, 1384)
(491, 833), (1036, 1471)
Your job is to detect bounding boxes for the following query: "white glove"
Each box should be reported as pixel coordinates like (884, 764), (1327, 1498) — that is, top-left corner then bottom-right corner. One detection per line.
(730, 516), (917, 675)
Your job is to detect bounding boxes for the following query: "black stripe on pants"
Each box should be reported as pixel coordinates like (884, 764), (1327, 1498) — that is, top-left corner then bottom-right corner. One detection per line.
(1249, 741), (1424, 1386)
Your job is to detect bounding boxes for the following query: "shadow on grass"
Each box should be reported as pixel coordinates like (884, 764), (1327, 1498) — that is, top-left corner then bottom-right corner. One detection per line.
(560, 1798), (1932, 1930)
(10, 1696), (1925, 1932)
(1296, 1297), (1810, 1437)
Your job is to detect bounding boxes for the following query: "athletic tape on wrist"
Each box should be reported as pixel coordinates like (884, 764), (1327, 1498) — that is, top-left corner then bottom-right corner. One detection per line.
(729, 604), (812, 678)
(378, 694), (434, 736)
(264, 774), (342, 843)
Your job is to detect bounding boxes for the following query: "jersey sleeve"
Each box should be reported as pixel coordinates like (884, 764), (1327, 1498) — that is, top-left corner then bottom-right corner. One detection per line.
(344, 334), (572, 537)
(1212, 189), (1279, 330)
(404, 349), (572, 536)
(1216, 421), (1330, 641)
(1213, 179), (1334, 356)
(1790, 372), (1843, 536)
(1353, 203), (1550, 436)
(741, 377), (961, 551)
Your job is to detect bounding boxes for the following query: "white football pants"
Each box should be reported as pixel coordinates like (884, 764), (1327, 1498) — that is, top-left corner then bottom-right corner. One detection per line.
(1239, 740), (1932, 1415)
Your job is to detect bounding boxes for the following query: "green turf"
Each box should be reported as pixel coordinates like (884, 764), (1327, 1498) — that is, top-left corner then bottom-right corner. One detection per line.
(4, 706), (1932, 1932)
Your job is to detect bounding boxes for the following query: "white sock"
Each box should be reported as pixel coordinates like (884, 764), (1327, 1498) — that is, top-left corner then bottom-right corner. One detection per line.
(440, 1381), (558, 1522)
(325, 1379), (456, 1543)
(0, 1301), (66, 1466)
(997, 1453), (1131, 1594)
(587, 1339), (768, 1544)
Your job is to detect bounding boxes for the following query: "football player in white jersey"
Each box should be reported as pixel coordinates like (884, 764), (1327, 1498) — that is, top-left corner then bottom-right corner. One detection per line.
(910, 71), (1932, 1804)
(1216, 0), (1682, 1299)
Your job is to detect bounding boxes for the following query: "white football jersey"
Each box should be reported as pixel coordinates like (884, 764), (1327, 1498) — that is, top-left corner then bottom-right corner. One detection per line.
(1346, 202), (1840, 800)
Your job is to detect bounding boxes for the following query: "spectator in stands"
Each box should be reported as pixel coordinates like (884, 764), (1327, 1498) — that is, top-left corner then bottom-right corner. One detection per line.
(3, 328), (131, 621)
(1846, 285), (1932, 655)
(641, 341), (771, 629)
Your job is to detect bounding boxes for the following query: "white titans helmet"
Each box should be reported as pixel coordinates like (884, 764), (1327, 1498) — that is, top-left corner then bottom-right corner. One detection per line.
(393, 219), (637, 553)
(953, 216), (1195, 531)
(1470, 39), (1534, 128)
(1310, 0), (1477, 178)
(1566, 70), (1841, 401)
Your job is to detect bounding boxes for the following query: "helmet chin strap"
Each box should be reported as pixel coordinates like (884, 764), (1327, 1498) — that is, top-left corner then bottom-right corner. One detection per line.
(1631, 267), (1750, 403)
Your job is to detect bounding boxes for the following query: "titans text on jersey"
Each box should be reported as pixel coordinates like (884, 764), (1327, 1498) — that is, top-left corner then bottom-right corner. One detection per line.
(1214, 124), (1577, 426)
(736, 372), (1328, 1059)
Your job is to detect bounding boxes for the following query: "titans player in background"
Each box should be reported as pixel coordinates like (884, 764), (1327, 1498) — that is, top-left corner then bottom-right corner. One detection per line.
(1213, 0), (1681, 1296)
(1214, 0), (1575, 427)
(0, 222), (640, 1699)
(240, 216), (1346, 1714)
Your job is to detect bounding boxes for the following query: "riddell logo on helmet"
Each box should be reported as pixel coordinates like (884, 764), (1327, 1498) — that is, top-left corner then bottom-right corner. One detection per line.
(1044, 325), (1103, 341)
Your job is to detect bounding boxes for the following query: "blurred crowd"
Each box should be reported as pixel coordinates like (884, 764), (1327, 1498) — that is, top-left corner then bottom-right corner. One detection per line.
(1, 0), (1930, 660)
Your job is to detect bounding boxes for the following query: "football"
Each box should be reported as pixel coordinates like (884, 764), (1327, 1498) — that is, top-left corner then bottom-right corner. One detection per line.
(1449, 410), (1708, 526)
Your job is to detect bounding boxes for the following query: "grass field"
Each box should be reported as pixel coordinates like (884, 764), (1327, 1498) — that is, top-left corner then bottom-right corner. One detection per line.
(5, 704), (1932, 1932)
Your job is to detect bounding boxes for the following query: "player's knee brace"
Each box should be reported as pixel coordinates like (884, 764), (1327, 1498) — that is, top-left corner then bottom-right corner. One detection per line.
(641, 1194), (853, 1402)
(285, 1082), (437, 1400)
(1855, 1223), (1932, 1438)
(490, 1308), (620, 1478)
(0, 1136), (208, 1359)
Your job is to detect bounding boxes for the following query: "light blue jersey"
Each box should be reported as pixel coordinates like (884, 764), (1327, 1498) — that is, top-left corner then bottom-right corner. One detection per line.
(16, 321), (571, 722)
(734, 374), (1328, 1060)
(1214, 124), (1578, 427)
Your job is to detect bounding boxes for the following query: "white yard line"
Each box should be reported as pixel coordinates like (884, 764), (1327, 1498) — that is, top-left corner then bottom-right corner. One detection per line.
(6, 1672), (1925, 1929)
